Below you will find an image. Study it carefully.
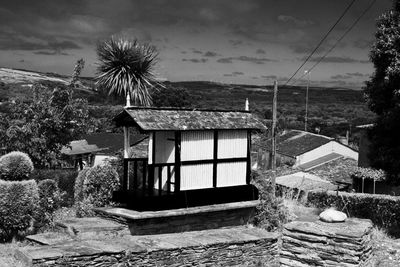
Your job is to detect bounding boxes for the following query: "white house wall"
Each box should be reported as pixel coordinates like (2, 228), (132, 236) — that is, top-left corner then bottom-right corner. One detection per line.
(181, 163), (213, 190)
(217, 130), (247, 158)
(294, 141), (358, 166)
(181, 131), (213, 161)
(154, 131), (175, 164)
(217, 162), (246, 187)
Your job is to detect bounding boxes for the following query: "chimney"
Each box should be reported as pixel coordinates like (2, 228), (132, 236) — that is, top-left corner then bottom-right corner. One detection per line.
(245, 98), (249, 111)
(125, 94), (131, 108)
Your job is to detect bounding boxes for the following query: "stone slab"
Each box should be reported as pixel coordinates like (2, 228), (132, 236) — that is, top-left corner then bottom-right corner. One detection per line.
(55, 217), (126, 236)
(26, 231), (74, 245)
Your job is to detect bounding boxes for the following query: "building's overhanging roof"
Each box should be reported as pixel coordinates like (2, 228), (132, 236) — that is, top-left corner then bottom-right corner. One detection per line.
(113, 106), (267, 132)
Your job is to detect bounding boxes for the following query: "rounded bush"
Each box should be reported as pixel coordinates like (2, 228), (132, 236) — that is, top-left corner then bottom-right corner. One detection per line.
(74, 164), (120, 217)
(0, 151), (34, 181)
(0, 179), (39, 241)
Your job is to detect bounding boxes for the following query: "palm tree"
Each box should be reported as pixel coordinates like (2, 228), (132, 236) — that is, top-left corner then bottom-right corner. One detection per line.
(96, 37), (160, 106)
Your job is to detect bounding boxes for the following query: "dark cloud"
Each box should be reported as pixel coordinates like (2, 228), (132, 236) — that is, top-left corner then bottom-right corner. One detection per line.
(181, 51), (187, 54)
(204, 51), (218, 57)
(229, 40), (243, 47)
(19, 59), (25, 63)
(251, 76), (259, 79)
(346, 72), (368, 77)
(277, 15), (314, 27)
(331, 74), (352, 80)
(354, 38), (373, 49)
(256, 49), (266, 54)
(261, 75), (277, 80)
(224, 71), (244, 77)
(191, 49), (203, 54)
(308, 56), (369, 64)
(34, 50), (70, 56)
(0, 34), (81, 52)
(217, 55), (276, 64)
(182, 58), (208, 63)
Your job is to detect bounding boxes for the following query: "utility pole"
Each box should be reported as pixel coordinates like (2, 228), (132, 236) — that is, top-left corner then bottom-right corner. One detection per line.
(304, 70), (310, 132)
(271, 80), (278, 196)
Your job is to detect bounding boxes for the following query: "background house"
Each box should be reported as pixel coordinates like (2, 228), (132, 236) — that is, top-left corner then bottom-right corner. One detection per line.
(259, 130), (358, 170)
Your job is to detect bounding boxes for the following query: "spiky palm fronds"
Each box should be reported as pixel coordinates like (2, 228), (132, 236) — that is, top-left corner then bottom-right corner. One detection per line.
(95, 37), (160, 106)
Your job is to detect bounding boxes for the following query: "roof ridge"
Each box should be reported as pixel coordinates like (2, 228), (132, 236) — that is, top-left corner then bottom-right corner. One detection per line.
(124, 106), (251, 113)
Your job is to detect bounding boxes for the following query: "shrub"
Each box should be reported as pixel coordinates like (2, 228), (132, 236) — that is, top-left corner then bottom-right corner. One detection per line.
(307, 190), (400, 232)
(0, 180), (39, 241)
(75, 197), (96, 218)
(36, 179), (64, 229)
(251, 170), (290, 231)
(0, 151), (34, 181)
(31, 168), (78, 206)
(74, 164), (120, 217)
(74, 167), (91, 203)
(351, 167), (386, 181)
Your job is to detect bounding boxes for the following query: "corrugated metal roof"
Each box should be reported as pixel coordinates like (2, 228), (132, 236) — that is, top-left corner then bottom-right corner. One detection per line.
(114, 107), (266, 131)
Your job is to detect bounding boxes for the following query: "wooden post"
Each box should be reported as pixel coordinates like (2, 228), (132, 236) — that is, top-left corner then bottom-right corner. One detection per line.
(123, 126), (130, 189)
(271, 81), (278, 196)
(246, 130), (251, 184)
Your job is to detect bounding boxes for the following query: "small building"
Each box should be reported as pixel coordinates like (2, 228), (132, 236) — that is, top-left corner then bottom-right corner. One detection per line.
(112, 106), (266, 211)
(262, 130), (358, 170)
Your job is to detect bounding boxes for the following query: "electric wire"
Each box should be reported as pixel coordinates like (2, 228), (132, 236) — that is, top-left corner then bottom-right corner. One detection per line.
(284, 0), (357, 85)
(290, 0), (378, 86)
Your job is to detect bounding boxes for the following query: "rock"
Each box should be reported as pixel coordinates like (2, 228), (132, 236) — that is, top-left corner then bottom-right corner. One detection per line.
(319, 208), (347, 223)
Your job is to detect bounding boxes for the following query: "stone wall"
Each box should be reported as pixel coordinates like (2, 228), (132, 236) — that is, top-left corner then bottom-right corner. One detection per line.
(17, 227), (279, 266)
(280, 218), (373, 266)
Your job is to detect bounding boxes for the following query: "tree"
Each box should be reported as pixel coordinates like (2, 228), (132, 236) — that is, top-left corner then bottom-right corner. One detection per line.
(96, 37), (161, 106)
(152, 84), (193, 108)
(1, 83), (89, 167)
(364, 0), (400, 182)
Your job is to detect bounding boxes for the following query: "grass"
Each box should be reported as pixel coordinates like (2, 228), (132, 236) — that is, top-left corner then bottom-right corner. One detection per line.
(0, 242), (28, 267)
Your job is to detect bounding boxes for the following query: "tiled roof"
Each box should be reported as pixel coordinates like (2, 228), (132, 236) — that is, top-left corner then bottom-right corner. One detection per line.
(266, 130), (333, 157)
(113, 107), (266, 131)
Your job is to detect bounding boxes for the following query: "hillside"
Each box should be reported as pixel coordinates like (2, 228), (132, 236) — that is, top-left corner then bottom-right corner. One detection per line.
(0, 68), (374, 139)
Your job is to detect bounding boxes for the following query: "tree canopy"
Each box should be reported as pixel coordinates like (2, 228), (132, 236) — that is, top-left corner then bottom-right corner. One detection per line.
(96, 37), (161, 106)
(364, 0), (400, 182)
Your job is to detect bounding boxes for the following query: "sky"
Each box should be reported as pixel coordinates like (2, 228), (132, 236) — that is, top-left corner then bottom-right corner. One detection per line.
(0, 0), (394, 89)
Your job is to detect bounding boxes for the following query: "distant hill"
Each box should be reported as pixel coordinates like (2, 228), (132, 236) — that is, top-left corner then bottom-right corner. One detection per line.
(0, 67), (374, 138)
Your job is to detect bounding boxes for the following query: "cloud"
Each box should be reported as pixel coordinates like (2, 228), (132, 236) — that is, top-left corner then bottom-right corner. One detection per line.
(217, 55), (276, 64)
(277, 15), (314, 27)
(204, 51), (218, 57)
(0, 35), (81, 52)
(217, 58), (233, 64)
(346, 72), (368, 77)
(229, 40), (243, 47)
(34, 50), (69, 56)
(182, 58), (208, 63)
(354, 39), (373, 49)
(224, 71), (244, 77)
(191, 49), (203, 54)
(308, 56), (369, 64)
(331, 74), (352, 80)
(261, 75), (277, 80)
(256, 49), (266, 54)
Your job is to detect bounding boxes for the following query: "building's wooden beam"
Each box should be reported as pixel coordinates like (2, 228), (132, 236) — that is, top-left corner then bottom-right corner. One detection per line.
(175, 131), (181, 192)
(213, 130), (218, 188)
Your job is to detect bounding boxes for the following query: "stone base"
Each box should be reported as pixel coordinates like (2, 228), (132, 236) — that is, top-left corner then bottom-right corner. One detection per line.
(16, 227), (278, 266)
(280, 218), (373, 267)
(95, 200), (259, 235)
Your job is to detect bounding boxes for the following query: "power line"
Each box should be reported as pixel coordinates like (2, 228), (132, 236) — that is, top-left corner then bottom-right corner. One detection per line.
(284, 0), (357, 85)
(290, 0), (377, 86)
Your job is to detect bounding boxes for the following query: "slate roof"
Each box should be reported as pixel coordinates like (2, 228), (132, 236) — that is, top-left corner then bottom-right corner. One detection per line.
(61, 140), (105, 156)
(113, 107), (266, 131)
(297, 153), (343, 171)
(129, 137), (149, 158)
(266, 130), (333, 157)
(83, 132), (147, 155)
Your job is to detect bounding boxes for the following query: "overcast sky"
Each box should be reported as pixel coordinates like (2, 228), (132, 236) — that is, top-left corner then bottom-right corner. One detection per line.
(0, 0), (393, 88)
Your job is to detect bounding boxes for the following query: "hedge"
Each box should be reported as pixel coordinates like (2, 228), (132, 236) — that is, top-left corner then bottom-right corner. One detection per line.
(0, 151), (34, 181)
(307, 190), (400, 231)
(0, 179), (39, 241)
